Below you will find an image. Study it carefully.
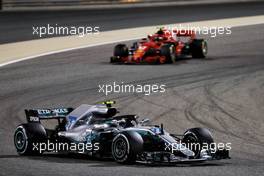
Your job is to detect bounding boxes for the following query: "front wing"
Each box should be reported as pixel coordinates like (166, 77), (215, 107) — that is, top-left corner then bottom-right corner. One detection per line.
(137, 149), (230, 164)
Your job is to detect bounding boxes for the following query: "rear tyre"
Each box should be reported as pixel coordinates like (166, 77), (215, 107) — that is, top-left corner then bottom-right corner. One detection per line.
(182, 128), (214, 158)
(160, 44), (176, 63)
(112, 131), (143, 164)
(191, 39), (208, 58)
(14, 123), (47, 155)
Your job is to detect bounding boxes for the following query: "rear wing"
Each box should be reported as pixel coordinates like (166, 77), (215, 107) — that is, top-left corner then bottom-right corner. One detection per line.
(25, 108), (74, 123)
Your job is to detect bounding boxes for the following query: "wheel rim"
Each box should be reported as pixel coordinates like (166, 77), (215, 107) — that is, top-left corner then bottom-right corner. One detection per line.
(15, 131), (26, 150)
(113, 137), (128, 159)
(170, 45), (176, 62)
(202, 42), (208, 55)
(183, 134), (200, 158)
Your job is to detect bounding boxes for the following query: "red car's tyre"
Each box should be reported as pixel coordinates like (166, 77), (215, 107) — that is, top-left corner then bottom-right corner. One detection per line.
(114, 44), (129, 57)
(191, 39), (208, 58)
(160, 44), (176, 63)
(111, 44), (129, 63)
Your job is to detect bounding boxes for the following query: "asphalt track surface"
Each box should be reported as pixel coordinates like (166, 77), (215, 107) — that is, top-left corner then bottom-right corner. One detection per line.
(1, 1), (264, 43)
(1, 3), (264, 176)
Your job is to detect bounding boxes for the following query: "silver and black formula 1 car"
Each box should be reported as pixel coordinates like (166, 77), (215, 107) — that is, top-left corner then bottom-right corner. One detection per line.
(14, 101), (229, 164)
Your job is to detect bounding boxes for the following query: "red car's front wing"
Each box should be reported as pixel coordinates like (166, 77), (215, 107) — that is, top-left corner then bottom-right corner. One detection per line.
(110, 55), (167, 64)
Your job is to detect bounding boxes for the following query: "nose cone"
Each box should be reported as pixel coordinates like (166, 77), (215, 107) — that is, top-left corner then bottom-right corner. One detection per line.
(133, 46), (146, 60)
(133, 49), (144, 59)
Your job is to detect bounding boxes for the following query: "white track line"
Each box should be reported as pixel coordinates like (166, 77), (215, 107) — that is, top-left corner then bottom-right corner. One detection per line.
(0, 38), (139, 67)
(0, 15), (264, 67)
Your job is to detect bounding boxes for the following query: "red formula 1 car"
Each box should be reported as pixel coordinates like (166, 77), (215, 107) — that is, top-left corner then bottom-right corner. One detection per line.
(110, 28), (208, 64)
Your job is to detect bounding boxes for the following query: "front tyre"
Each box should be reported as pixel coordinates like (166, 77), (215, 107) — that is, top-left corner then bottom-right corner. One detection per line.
(114, 44), (129, 57)
(111, 44), (129, 63)
(112, 131), (143, 164)
(182, 128), (214, 159)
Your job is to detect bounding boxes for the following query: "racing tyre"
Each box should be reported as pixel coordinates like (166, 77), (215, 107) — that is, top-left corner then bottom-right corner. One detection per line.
(191, 39), (208, 58)
(113, 44), (129, 57)
(112, 131), (143, 164)
(14, 123), (47, 155)
(111, 44), (129, 63)
(182, 128), (214, 159)
(160, 44), (176, 63)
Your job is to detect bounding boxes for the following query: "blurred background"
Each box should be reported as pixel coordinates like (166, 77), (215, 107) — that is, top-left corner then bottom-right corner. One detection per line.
(1, 0), (260, 11)
(0, 0), (180, 10)
(0, 0), (263, 44)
